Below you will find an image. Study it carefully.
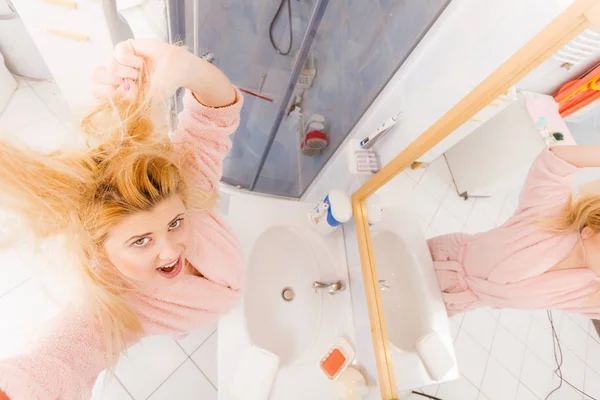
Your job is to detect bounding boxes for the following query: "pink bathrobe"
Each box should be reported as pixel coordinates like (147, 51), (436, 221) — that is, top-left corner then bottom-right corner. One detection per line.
(429, 147), (600, 317)
(0, 89), (245, 400)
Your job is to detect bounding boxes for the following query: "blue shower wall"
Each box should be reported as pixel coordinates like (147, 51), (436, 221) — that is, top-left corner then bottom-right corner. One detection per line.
(185, 0), (450, 196)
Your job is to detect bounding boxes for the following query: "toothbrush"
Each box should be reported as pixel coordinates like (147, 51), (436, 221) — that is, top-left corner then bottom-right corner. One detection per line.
(359, 113), (400, 149)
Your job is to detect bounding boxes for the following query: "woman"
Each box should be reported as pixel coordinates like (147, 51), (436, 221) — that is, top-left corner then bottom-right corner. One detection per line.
(0, 39), (244, 399)
(430, 145), (600, 317)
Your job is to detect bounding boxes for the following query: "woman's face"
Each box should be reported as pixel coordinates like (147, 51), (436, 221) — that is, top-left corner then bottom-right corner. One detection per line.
(103, 195), (193, 286)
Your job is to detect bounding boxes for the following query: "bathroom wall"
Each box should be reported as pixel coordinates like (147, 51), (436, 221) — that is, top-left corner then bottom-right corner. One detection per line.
(184, 0), (450, 197)
(303, 0), (575, 203)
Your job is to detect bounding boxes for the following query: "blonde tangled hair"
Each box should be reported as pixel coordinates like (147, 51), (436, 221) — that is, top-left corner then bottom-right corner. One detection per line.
(0, 70), (215, 364)
(542, 180), (600, 235)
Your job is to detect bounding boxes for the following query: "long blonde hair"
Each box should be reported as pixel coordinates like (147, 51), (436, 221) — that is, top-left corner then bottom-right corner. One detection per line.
(0, 73), (215, 363)
(543, 181), (600, 234)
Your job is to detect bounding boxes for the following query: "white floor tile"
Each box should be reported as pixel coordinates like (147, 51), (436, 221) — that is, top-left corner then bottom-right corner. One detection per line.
(176, 323), (217, 355)
(413, 184), (442, 225)
(0, 279), (60, 358)
(498, 309), (531, 343)
(436, 376), (479, 400)
(452, 313), (465, 327)
(559, 315), (588, 362)
(478, 393), (490, 400)
(531, 309), (560, 332)
(463, 205), (497, 234)
(566, 313), (590, 334)
(430, 206), (464, 236)
(424, 224), (441, 240)
(191, 331), (218, 388)
(471, 195), (506, 223)
(0, 87), (53, 131)
(527, 318), (556, 367)
(480, 356), (519, 400)
(441, 189), (476, 226)
(420, 384), (439, 397)
(549, 380), (584, 400)
(584, 366), (600, 399)
(92, 372), (132, 400)
(115, 335), (188, 400)
(461, 308), (498, 351)
(483, 307), (501, 320)
(520, 350), (554, 399)
(559, 346), (585, 392)
(587, 334), (600, 375)
(148, 359), (217, 400)
(11, 116), (72, 153)
(495, 206), (514, 227)
(449, 318), (460, 343)
(28, 81), (73, 121)
(404, 163), (427, 182)
(454, 330), (489, 387)
(415, 166), (451, 202)
(0, 249), (32, 296)
(490, 323), (525, 378)
(516, 384), (538, 400)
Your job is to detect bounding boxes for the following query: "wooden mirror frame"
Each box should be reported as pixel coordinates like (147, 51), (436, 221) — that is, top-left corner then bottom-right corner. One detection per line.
(352, 1), (600, 398)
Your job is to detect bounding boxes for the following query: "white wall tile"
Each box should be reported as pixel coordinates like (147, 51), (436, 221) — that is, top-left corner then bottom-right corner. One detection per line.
(520, 350), (554, 399)
(461, 308), (498, 351)
(490, 323), (525, 378)
(436, 376), (479, 400)
(116, 335), (188, 400)
(498, 309), (531, 343)
(191, 331), (218, 388)
(148, 360), (217, 400)
(480, 356), (519, 400)
(516, 384), (538, 400)
(455, 330), (489, 387)
(559, 315), (589, 362)
(177, 323), (217, 355)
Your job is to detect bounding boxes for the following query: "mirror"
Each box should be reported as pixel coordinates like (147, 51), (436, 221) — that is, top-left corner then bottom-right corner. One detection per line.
(354, 1), (600, 399)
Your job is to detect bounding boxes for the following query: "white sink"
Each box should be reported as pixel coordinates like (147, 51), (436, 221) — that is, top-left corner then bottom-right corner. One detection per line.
(245, 226), (335, 365)
(369, 205), (458, 390)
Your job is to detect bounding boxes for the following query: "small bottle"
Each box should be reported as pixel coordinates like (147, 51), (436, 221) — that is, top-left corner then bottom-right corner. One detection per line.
(308, 190), (352, 234)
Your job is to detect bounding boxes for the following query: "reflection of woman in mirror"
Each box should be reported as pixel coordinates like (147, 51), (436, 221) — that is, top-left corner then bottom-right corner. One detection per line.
(0, 39), (244, 400)
(429, 146), (600, 317)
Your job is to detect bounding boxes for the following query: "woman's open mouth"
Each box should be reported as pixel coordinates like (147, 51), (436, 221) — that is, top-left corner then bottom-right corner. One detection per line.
(157, 257), (183, 278)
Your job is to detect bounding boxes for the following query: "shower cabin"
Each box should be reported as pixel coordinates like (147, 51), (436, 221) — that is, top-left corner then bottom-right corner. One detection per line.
(165, 0), (451, 198)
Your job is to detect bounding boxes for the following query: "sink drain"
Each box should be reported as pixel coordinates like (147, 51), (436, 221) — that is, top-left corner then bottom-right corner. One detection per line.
(282, 287), (295, 302)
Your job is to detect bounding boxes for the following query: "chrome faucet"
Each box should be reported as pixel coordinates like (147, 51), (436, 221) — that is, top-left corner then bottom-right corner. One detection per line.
(312, 280), (345, 295)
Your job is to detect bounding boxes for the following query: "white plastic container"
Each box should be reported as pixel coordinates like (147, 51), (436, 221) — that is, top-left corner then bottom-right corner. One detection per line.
(0, 51), (16, 113)
(308, 189), (352, 234)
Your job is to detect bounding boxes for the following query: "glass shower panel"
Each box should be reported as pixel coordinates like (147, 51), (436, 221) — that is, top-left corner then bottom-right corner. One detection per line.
(181, 0), (315, 189)
(254, 0), (451, 197)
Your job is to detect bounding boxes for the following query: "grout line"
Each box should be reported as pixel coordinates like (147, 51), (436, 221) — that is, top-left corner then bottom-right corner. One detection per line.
(0, 277), (32, 298)
(144, 357), (189, 400)
(189, 355), (218, 391)
(114, 375), (135, 400)
(178, 327), (218, 356)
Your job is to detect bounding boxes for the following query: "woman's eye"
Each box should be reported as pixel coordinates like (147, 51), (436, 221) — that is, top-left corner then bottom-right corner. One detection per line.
(133, 237), (150, 247)
(169, 218), (183, 230)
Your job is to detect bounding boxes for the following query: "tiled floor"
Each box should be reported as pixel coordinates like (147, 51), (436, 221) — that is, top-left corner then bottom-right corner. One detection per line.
(1, 77), (599, 400)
